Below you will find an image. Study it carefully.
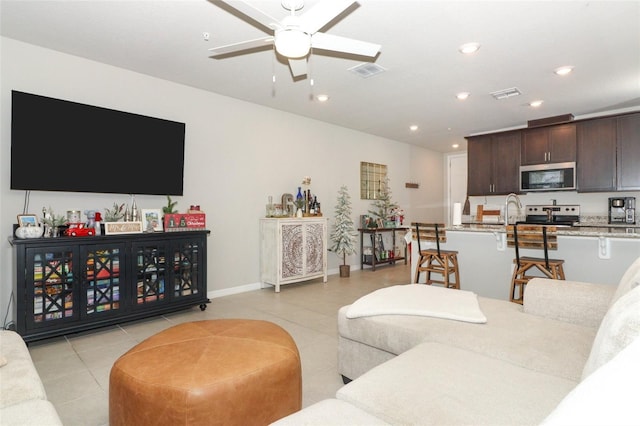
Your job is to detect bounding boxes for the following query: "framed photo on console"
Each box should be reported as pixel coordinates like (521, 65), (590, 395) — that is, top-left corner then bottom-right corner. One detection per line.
(17, 214), (39, 227)
(142, 209), (163, 232)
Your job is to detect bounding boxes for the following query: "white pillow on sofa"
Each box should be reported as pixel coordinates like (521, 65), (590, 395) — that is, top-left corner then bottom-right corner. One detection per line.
(542, 335), (640, 425)
(581, 284), (640, 380)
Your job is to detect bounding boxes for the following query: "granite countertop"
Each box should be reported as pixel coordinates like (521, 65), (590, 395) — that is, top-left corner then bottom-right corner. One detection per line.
(448, 223), (640, 238)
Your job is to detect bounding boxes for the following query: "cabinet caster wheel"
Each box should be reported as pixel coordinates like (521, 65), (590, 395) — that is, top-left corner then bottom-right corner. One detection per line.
(199, 304), (207, 311)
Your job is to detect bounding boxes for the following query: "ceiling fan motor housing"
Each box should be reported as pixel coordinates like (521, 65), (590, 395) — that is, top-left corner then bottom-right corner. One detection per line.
(281, 0), (304, 12)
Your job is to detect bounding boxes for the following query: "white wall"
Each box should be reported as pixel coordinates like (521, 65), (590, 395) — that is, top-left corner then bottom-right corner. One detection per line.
(408, 145), (445, 223)
(0, 37), (446, 324)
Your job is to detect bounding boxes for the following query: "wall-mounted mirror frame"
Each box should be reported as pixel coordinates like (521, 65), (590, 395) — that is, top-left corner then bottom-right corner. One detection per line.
(360, 162), (388, 200)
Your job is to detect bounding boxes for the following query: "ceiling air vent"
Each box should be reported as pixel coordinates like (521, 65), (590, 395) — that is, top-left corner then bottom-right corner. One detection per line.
(348, 63), (386, 78)
(490, 87), (522, 100)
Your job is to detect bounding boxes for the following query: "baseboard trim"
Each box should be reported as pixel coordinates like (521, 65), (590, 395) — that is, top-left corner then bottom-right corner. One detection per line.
(206, 268), (348, 299)
(207, 282), (262, 299)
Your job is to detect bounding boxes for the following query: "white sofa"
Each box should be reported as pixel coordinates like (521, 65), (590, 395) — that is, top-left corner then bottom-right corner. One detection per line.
(0, 330), (62, 425)
(273, 256), (640, 425)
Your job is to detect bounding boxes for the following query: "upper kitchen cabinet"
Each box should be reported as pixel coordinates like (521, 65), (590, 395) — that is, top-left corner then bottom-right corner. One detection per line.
(616, 113), (640, 191)
(577, 113), (640, 192)
(577, 117), (617, 192)
(521, 124), (576, 165)
(467, 131), (521, 196)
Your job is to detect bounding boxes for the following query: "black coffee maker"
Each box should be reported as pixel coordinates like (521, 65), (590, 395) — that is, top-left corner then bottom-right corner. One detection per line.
(608, 197), (636, 225)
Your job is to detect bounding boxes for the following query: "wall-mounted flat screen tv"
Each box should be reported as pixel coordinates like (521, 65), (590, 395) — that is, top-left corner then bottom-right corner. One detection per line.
(11, 90), (185, 196)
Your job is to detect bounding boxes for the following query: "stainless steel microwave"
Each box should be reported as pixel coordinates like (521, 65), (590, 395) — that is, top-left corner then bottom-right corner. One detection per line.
(520, 162), (576, 192)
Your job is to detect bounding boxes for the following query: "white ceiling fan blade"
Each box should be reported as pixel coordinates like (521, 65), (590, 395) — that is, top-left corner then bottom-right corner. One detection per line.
(216, 0), (282, 32)
(208, 36), (274, 56)
(298, 0), (356, 34)
(288, 58), (308, 77)
(311, 32), (380, 57)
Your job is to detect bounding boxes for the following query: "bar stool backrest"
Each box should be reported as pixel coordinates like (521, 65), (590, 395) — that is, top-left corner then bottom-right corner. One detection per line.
(412, 223), (447, 256)
(506, 224), (558, 270)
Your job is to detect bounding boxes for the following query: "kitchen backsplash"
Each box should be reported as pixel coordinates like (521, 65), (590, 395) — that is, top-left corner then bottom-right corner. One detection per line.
(470, 191), (640, 225)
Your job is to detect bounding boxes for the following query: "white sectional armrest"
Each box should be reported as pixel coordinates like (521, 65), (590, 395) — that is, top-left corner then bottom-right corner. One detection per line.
(523, 278), (615, 328)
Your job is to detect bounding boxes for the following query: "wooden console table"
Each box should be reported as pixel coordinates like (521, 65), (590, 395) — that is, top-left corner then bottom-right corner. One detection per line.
(359, 227), (409, 271)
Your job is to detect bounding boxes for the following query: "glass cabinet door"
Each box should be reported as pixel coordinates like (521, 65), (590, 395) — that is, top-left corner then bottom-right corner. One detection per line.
(27, 247), (78, 327)
(83, 244), (123, 318)
(132, 241), (168, 308)
(172, 239), (202, 299)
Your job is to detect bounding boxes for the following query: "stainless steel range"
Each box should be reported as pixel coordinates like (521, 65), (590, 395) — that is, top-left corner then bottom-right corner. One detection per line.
(524, 204), (580, 226)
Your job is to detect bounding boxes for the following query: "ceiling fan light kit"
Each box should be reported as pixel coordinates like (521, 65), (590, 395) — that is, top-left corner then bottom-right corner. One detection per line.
(274, 29), (311, 58)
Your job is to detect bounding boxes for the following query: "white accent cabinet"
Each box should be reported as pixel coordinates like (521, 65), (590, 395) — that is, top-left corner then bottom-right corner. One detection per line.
(260, 218), (328, 292)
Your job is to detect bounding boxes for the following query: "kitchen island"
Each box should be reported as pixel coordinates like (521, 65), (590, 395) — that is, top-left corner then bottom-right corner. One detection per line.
(410, 223), (640, 301)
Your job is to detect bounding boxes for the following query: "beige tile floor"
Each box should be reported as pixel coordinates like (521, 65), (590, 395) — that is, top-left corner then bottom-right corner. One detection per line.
(28, 263), (412, 426)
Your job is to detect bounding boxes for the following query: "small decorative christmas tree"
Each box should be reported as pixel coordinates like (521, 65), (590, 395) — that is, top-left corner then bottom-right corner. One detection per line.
(368, 177), (398, 222)
(330, 185), (358, 277)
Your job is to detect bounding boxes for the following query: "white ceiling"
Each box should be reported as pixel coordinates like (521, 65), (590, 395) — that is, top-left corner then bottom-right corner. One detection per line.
(2, 0), (639, 152)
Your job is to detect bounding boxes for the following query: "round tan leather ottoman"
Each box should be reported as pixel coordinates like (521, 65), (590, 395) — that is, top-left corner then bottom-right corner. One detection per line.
(109, 319), (301, 426)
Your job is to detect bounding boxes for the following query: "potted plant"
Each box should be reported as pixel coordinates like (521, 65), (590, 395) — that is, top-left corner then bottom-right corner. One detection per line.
(103, 203), (126, 222)
(162, 196), (178, 215)
(368, 177), (399, 226)
(41, 207), (66, 237)
(330, 186), (358, 277)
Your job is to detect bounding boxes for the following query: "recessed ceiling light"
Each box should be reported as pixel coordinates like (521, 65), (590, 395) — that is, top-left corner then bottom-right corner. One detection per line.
(452, 143), (460, 149)
(316, 94), (329, 102)
(529, 100), (544, 107)
(458, 42), (481, 54)
(456, 92), (470, 100)
(554, 66), (574, 76)
(409, 125), (419, 131)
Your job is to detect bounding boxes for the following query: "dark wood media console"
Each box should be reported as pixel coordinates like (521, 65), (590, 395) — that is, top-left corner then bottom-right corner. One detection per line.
(10, 230), (210, 342)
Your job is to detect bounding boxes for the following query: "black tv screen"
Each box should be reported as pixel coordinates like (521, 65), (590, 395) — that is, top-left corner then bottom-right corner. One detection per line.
(11, 90), (185, 195)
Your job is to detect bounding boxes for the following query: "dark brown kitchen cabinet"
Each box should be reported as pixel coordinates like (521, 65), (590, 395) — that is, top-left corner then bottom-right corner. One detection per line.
(521, 124), (576, 165)
(577, 117), (617, 192)
(617, 113), (640, 191)
(467, 131), (521, 196)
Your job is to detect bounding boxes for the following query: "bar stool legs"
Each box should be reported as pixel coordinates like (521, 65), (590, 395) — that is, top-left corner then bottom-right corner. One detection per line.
(414, 251), (460, 289)
(509, 258), (565, 304)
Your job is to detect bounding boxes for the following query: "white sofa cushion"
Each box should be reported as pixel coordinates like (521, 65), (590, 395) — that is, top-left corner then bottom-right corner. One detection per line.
(1, 399), (63, 426)
(270, 399), (390, 425)
(339, 296), (597, 382)
(523, 278), (614, 328)
(0, 331), (47, 408)
(582, 284), (640, 380)
(543, 335), (640, 426)
(337, 341), (577, 426)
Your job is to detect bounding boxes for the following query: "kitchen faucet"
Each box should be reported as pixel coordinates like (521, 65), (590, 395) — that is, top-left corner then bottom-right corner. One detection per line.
(505, 193), (523, 225)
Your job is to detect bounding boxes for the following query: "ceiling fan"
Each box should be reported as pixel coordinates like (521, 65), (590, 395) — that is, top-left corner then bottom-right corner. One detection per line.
(208, 0), (381, 78)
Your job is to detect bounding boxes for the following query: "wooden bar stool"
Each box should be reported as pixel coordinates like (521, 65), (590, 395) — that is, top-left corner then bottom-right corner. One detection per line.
(412, 223), (460, 289)
(506, 224), (566, 304)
